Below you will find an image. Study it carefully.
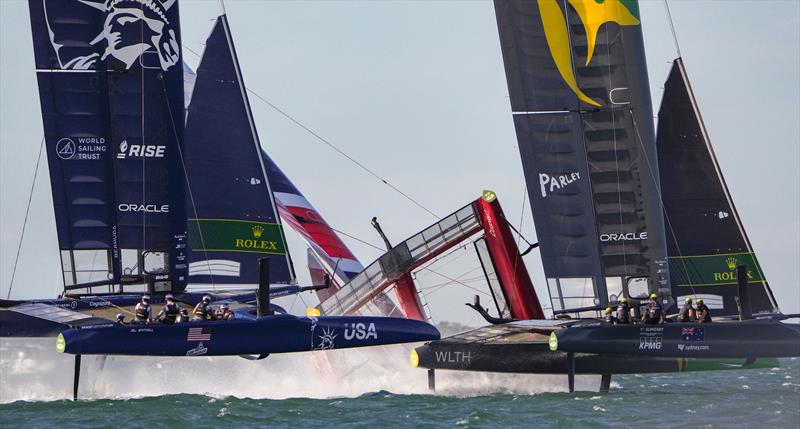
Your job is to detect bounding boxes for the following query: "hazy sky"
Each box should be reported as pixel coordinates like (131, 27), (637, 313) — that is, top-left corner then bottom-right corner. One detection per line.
(1, 0), (798, 325)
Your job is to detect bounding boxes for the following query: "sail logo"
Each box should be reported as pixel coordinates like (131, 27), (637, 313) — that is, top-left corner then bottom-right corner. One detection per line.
(118, 203), (169, 213)
(234, 225), (278, 251)
(539, 172), (581, 198)
(43, 0), (179, 71)
(343, 322), (378, 341)
(117, 140), (165, 159)
(600, 231), (647, 242)
(713, 255), (755, 283)
(538, 0), (640, 106)
(55, 137), (107, 160)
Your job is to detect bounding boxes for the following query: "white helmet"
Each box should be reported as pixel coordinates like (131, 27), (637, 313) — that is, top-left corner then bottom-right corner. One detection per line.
(202, 295), (211, 303)
(141, 294), (151, 302)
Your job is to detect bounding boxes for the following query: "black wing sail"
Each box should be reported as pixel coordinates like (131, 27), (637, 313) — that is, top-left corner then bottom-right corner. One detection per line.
(494, 0), (671, 313)
(656, 58), (778, 315)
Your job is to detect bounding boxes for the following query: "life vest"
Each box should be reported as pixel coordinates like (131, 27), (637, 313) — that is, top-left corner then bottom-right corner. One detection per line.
(645, 301), (662, 322)
(696, 304), (712, 323)
(193, 302), (208, 319)
(161, 302), (180, 324)
(677, 304), (693, 322)
(616, 304), (630, 323)
(134, 302), (150, 323)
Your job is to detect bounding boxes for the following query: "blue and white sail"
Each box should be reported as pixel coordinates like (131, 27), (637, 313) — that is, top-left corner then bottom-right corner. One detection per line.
(184, 14), (295, 285)
(28, 0), (188, 292)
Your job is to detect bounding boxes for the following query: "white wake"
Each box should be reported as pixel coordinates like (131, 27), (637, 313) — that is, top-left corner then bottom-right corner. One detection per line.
(0, 338), (598, 402)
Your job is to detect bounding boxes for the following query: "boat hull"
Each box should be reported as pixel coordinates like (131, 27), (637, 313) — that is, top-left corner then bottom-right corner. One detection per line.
(58, 314), (440, 357)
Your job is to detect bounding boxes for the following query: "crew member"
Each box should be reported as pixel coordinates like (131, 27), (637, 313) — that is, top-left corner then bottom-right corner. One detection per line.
(603, 307), (616, 324)
(219, 303), (235, 321)
(115, 313), (125, 324)
(641, 293), (664, 325)
(177, 308), (190, 323)
(696, 298), (712, 323)
(677, 298), (695, 322)
(157, 294), (181, 324)
(134, 295), (152, 324)
(192, 295), (217, 321)
(616, 297), (631, 324)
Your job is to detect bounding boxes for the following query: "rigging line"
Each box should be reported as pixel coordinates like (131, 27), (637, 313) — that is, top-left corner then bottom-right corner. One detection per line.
(159, 79), (216, 290)
(417, 265), (491, 298)
(663, 0), (683, 58)
(182, 44), (440, 220)
(330, 227), (384, 252)
(629, 107), (695, 299)
(6, 137), (45, 300)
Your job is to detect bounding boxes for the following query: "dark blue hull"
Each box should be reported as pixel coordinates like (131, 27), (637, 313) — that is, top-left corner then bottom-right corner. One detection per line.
(58, 315), (440, 356)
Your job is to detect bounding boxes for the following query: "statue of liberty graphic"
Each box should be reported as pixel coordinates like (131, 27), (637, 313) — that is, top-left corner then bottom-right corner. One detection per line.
(44, 0), (179, 71)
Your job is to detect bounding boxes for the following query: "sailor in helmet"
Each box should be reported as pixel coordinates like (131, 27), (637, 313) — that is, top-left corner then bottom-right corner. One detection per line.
(134, 294), (152, 324)
(615, 296), (631, 324)
(677, 297), (696, 323)
(219, 303), (235, 321)
(603, 307), (617, 324)
(177, 308), (190, 323)
(641, 293), (664, 325)
(115, 313), (126, 324)
(695, 298), (712, 323)
(157, 293), (181, 324)
(192, 295), (217, 321)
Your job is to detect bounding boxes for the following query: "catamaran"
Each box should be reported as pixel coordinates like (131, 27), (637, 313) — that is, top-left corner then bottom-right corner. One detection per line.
(0, 0), (441, 381)
(412, 0), (800, 392)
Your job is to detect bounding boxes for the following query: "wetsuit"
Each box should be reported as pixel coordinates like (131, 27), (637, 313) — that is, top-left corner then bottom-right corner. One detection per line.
(643, 301), (663, 325)
(158, 302), (180, 324)
(192, 302), (217, 321)
(134, 302), (152, 324)
(616, 304), (631, 324)
(677, 302), (695, 322)
(696, 303), (712, 323)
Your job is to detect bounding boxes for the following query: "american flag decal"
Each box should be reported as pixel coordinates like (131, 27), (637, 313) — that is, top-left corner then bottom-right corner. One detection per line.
(187, 327), (212, 342)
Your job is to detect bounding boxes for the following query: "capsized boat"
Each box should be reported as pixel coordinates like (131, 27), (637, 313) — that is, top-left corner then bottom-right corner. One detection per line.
(412, 0), (799, 392)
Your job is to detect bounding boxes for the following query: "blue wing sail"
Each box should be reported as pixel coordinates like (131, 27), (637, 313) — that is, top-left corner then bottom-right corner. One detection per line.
(27, 0), (188, 292)
(185, 15), (295, 285)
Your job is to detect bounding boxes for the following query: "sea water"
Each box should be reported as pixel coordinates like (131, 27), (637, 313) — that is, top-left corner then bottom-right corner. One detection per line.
(1, 339), (798, 428)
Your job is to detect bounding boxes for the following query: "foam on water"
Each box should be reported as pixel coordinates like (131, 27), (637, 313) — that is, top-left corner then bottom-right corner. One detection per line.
(0, 338), (597, 402)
